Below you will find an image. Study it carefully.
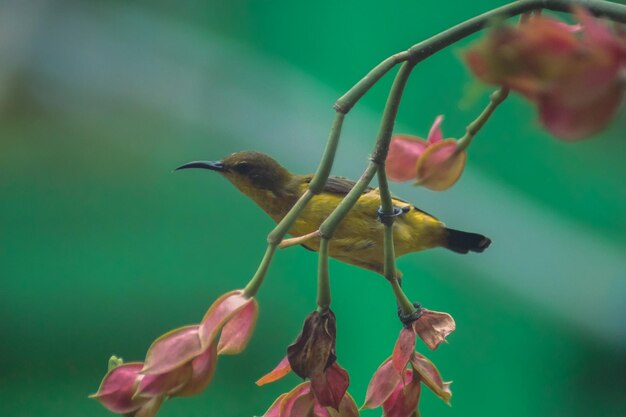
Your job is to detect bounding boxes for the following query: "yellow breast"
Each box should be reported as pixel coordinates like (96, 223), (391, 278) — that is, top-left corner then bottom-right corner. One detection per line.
(287, 185), (446, 273)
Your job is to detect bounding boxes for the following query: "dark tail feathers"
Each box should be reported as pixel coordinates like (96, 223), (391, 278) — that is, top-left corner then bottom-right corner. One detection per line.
(444, 228), (491, 254)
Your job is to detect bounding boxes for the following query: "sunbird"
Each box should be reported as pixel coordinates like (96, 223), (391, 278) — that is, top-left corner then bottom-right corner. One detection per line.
(177, 151), (491, 276)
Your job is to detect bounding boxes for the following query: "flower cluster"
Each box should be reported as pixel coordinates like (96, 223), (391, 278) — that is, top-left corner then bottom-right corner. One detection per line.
(386, 115), (467, 191)
(363, 309), (455, 417)
(465, 8), (626, 140)
(90, 290), (258, 416)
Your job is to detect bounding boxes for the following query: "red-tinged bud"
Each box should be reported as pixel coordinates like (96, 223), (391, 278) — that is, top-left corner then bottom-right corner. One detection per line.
(363, 361), (420, 417)
(411, 308), (456, 351)
(310, 362), (350, 410)
(362, 358), (402, 410)
(465, 9), (626, 140)
(217, 297), (259, 355)
(386, 116), (467, 191)
(382, 370), (421, 417)
(90, 362), (150, 415)
(142, 325), (204, 376)
(172, 338), (218, 397)
(287, 309), (337, 379)
(410, 352), (452, 405)
(199, 290), (255, 349)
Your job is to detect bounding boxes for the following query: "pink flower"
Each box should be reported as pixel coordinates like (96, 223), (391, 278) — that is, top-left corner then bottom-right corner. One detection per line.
(386, 115), (467, 191)
(465, 8), (626, 140)
(259, 381), (359, 417)
(257, 356), (357, 415)
(90, 362), (164, 417)
(92, 290), (258, 416)
(363, 327), (453, 417)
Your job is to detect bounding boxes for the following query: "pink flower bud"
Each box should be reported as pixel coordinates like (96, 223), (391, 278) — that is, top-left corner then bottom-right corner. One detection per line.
(465, 8), (626, 140)
(90, 363), (154, 415)
(411, 308), (456, 351)
(386, 116), (467, 191)
(199, 290), (256, 349)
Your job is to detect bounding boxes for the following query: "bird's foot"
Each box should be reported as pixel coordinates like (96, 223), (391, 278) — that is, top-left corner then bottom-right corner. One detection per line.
(397, 302), (424, 327)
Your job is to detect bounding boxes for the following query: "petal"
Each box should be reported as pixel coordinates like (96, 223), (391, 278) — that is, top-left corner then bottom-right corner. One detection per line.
(256, 356), (292, 386)
(260, 393), (288, 417)
(288, 392), (315, 417)
(136, 363), (193, 397)
(386, 135), (428, 182)
(218, 298), (259, 355)
(415, 141), (466, 191)
(134, 396), (164, 417)
(410, 352), (452, 405)
(427, 115), (444, 143)
(412, 309), (456, 351)
(392, 328), (415, 374)
(382, 370), (421, 417)
(287, 310), (337, 379)
(199, 290), (252, 348)
(327, 392), (360, 417)
(90, 362), (147, 414)
(362, 358), (402, 409)
(174, 338), (219, 397)
(280, 383), (312, 417)
(537, 88), (623, 140)
(142, 325), (202, 375)
(311, 362), (350, 410)
(575, 6), (615, 46)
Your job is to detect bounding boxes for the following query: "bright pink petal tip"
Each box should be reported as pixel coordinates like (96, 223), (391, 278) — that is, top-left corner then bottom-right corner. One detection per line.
(427, 115), (445, 143)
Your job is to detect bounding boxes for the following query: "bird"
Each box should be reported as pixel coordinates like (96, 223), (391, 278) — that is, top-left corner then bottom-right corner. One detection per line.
(176, 151), (491, 277)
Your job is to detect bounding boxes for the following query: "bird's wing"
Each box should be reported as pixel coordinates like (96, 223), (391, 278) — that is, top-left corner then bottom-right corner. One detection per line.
(303, 175), (438, 219)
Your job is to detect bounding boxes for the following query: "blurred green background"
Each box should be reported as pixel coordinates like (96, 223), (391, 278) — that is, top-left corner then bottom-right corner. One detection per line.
(1, 1), (625, 416)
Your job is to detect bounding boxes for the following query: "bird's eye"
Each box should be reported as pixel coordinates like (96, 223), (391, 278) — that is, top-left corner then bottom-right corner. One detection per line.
(234, 162), (252, 174)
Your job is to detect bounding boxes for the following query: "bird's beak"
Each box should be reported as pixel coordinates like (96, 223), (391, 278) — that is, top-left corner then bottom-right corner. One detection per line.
(175, 161), (226, 172)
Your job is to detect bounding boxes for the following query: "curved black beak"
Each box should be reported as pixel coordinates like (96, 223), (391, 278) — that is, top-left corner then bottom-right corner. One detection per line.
(175, 161), (226, 172)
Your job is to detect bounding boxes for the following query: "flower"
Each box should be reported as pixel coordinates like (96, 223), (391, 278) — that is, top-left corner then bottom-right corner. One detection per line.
(363, 327), (453, 417)
(92, 290), (258, 416)
(386, 115), (467, 191)
(256, 358), (358, 417)
(465, 8), (626, 140)
(411, 308), (456, 351)
(287, 309), (337, 379)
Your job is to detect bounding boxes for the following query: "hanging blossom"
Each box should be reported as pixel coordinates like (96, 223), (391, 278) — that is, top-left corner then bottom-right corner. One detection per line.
(91, 290), (258, 416)
(255, 309), (359, 416)
(465, 8), (626, 140)
(386, 115), (468, 191)
(362, 308), (455, 417)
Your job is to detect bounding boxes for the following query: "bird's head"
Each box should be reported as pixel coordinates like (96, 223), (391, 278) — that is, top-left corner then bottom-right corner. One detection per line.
(176, 151), (293, 199)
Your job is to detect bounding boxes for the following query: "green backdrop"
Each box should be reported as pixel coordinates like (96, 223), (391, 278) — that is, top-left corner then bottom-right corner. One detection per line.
(1, 1), (624, 416)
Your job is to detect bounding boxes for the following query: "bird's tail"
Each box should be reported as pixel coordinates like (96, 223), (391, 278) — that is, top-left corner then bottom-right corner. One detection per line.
(443, 228), (491, 254)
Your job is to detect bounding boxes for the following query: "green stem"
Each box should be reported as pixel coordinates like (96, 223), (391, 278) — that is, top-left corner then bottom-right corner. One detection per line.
(317, 238), (331, 312)
(390, 278), (416, 316)
(243, 244), (277, 297)
(457, 87), (510, 151)
(243, 0), (626, 297)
